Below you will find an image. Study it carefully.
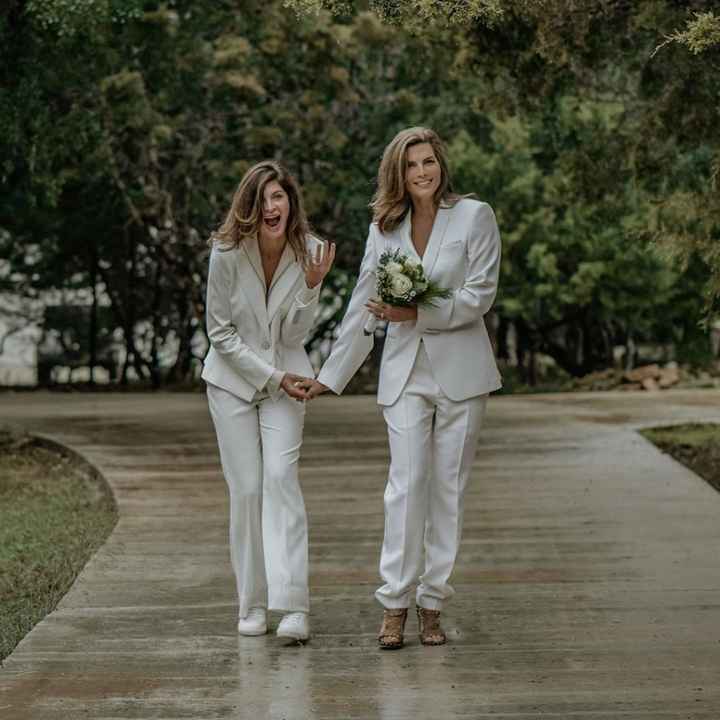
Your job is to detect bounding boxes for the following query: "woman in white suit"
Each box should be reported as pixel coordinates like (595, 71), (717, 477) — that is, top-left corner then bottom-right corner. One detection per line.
(305, 127), (501, 649)
(202, 160), (334, 641)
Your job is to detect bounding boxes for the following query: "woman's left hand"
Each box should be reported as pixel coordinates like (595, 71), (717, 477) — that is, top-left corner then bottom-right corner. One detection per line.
(366, 299), (417, 323)
(305, 240), (336, 289)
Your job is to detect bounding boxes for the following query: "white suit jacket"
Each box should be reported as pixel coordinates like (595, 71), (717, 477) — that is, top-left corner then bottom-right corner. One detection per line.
(317, 198), (502, 406)
(201, 235), (320, 402)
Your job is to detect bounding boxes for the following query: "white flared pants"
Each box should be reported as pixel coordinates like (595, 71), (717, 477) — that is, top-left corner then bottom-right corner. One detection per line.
(207, 383), (309, 617)
(376, 342), (487, 611)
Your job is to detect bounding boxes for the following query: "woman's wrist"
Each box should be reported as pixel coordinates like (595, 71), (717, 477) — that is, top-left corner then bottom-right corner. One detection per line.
(267, 370), (285, 394)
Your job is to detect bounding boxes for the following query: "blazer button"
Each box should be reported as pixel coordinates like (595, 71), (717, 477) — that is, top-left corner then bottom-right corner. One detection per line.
(261, 340), (271, 350)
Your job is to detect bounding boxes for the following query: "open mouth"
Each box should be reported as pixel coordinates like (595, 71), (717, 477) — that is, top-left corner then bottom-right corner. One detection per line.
(415, 180), (433, 188)
(264, 215), (282, 229)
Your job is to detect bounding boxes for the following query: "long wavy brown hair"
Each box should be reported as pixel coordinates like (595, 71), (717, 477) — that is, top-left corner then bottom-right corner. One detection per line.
(209, 160), (311, 266)
(370, 126), (461, 235)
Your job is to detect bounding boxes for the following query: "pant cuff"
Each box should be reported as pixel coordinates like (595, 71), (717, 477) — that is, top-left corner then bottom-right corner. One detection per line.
(237, 593), (268, 619)
(268, 584), (309, 613)
(375, 589), (411, 609)
(416, 592), (445, 611)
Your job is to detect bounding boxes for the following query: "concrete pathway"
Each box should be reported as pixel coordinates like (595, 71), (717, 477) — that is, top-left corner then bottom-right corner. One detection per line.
(1, 389), (720, 719)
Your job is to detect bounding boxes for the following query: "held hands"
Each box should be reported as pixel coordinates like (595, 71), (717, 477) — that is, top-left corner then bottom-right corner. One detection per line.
(279, 374), (328, 402)
(365, 299), (418, 323)
(302, 379), (329, 400)
(280, 373), (313, 402)
(305, 240), (336, 289)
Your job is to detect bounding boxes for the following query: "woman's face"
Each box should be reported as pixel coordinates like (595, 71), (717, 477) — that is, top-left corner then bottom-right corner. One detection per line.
(404, 142), (441, 204)
(259, 180), (290, 243)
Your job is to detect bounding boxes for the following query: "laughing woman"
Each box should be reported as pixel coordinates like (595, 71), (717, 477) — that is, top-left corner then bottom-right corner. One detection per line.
(306, 127), (501, 649)
(202, 160), (334, 642)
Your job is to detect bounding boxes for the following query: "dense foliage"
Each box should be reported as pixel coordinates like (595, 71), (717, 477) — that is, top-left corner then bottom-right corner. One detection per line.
(1, 0), (717, 386)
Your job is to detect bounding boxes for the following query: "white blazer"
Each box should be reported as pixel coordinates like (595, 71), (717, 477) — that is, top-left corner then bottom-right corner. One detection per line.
(317, 198), (502, 406)
(201, 235), (320, 402)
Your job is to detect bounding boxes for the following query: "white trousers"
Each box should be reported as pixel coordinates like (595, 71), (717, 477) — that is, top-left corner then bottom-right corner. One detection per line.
(207, 383), (309, 616)
(376, 342), (487, 611)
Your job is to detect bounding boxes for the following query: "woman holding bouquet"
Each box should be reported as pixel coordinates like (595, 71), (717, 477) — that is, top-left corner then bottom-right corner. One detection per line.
(203, 160), (334, 642)
(305, 127), (502, 649)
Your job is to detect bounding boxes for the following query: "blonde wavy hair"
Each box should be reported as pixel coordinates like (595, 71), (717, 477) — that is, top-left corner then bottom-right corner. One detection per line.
(370, 126), (461, 235)
(209, 160), (311, 266)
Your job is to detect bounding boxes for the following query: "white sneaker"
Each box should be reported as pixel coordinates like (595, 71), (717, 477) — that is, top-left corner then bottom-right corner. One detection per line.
(237, 607), (267, 636)
(276, 612), (309, 641)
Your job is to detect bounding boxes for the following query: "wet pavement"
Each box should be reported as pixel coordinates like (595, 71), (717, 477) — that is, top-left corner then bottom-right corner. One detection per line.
(1, 389), (720, 719)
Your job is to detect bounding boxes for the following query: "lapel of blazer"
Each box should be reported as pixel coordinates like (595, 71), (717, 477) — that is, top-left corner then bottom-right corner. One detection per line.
(239, 237), (270, 328)
(397, 214), (418, 261)
(421, 206), (452, 278)
(267, 243), (301, 324)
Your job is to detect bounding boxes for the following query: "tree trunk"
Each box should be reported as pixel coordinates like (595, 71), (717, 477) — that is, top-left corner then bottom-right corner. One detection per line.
(496, 314), (509, 362)
(527, 349), (537, 387)
(625, 331), (636, 371)
(121, 227), (137, 386)
(149, 257), (163, 389)
(515, 317), (532, 384)
(89, 245), (98, 386)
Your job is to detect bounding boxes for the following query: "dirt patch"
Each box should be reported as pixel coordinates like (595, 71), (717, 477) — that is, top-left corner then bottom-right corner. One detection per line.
(641, 423), (720, 493)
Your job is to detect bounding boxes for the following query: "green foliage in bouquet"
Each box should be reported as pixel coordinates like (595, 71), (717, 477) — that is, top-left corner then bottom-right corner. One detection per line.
(376, 249), (451, 308)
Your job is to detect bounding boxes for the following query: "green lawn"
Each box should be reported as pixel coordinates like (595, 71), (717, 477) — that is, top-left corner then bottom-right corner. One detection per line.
(0, 432), (117, 663)
(641, 423), (720, 493)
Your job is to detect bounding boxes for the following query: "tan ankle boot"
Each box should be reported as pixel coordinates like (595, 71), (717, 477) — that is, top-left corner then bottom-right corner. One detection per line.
(416, 606), (447, 646)
(378, 608), (408, 650)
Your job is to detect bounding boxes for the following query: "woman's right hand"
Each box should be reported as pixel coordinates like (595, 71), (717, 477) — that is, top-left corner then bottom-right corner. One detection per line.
(280, 373), (312, 402)
(305, 240), (336, 289)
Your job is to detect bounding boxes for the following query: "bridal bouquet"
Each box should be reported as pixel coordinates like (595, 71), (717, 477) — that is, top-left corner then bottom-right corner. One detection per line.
(364, 249), (451, 334)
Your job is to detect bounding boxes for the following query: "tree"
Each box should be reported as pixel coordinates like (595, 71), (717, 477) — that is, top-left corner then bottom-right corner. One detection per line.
(288, 1), (720, 319)
(1, 0), (716, 389)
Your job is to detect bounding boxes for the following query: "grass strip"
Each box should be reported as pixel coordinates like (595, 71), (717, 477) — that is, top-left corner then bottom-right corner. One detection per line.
(0, 431), (117, 663)
(641, 423), (720, 493)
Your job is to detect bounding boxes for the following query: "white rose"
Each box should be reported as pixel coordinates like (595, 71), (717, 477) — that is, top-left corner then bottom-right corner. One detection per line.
(385, 261), (403, 275)
(391, 273), (413, 297)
